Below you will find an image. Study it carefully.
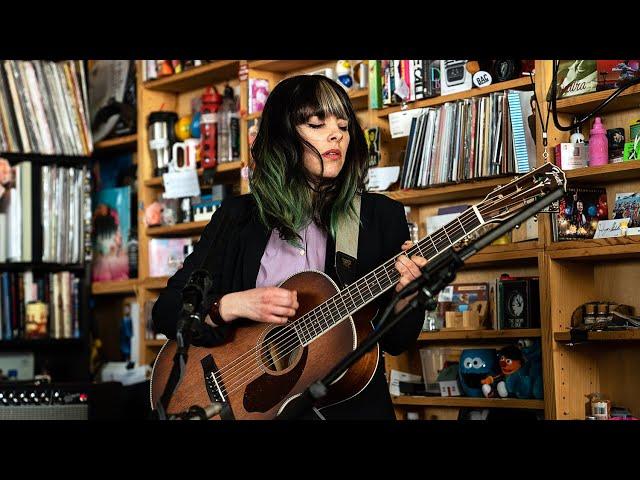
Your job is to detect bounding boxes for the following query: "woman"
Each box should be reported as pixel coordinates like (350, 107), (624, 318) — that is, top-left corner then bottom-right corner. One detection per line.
(153, 74), (427, 419)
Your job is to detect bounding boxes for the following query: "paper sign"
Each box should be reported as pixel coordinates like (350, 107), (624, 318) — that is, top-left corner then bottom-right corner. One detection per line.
(162, 170), (201, 199)
(389, 369), (422, 396)
(366, 166), (400, 191)
(388, 108), (425, 138)
(593, 218), (630, 239)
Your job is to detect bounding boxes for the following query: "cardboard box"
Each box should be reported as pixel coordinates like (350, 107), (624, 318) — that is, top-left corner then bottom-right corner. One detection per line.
(554, 143), (589, 170)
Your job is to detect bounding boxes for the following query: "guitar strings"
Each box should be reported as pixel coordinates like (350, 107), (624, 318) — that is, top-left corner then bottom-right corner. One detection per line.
(207, 180), (546, 397)
(207, 184), (537, 398)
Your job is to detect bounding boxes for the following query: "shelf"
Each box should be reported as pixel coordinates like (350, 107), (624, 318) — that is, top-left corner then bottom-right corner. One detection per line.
(146, 339), (168, 347)
(465, 241), (541, 267)
(554, 83), (640, 115)
(0, 263), (85, 272)
(392, 395), (544, 410)
(247, 60), (332, 73)
(91, 279), (139, 295)
(348, 88), (369, 110)
(419, 328), (541, 342)
(142, 276), (169, 290)
(555, 330), (640, 342)
(245, 112), (262, 121)
(1, 152), (90, 165)
(93, 134), (138, 153)
(144, 61), (240, 93)
(0, 338), (84, 348)
(383, 175), (514, 206)
(547, 236), (640, 261)
(563, 161), (640, 183)
(146, 220), (209, 237)
(376, 77), (533, 117)
(144, 161), (242, 187)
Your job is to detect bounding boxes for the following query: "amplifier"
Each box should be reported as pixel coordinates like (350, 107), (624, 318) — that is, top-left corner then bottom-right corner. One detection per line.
(0, 382), (89, 420)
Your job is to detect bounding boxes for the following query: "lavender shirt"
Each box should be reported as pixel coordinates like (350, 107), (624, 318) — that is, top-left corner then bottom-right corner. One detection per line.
(255, 222), (327, 288)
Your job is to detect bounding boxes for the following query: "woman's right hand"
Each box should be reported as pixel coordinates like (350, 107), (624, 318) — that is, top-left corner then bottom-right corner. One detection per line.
(218, 287), (299, 324)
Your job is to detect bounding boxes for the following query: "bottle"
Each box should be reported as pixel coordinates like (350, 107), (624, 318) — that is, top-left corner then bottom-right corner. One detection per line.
(570, 117), (584, 143)
(217, 84), (236, 163)
(127, 229), (138, 279)
(588, 117), (609, 166)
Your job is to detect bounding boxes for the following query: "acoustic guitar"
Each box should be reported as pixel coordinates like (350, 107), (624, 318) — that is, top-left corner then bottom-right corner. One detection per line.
(150, 162), (566, 419)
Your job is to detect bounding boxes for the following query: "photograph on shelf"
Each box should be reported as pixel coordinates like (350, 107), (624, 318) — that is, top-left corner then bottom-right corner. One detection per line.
(91, 186), (131, 282)
(554, 186), (608, 241)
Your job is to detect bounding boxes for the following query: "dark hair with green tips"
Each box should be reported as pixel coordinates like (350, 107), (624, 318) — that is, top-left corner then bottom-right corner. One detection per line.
(249, 74), (369, 244)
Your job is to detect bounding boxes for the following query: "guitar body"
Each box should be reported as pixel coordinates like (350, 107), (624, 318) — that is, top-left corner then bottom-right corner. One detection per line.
(150, 270), (380, 420)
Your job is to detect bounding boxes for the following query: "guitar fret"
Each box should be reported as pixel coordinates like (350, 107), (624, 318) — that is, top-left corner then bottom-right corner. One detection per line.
(292, 323), (304, 345)
(457, 217), (467, 235)
(429, 235), (439, 252)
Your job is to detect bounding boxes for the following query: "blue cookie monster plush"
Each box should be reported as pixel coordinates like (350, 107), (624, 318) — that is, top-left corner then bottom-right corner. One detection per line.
(459, 349), (499, 397)
(505, 339), (543, 399)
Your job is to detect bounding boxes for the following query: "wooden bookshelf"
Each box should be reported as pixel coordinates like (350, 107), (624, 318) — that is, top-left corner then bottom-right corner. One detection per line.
(392, 396), (544, 410)
(94, 134), (138, 152)
(146, 220), (209, 237)
(465, 241), (541, 267)
(383, 175), (514, 206)
(91, 278), (139, 295)
(564, 161), (640, 183)
(419, 328), (541, 342)
(142, 276), (169, 290)
(554, 83), (640, 115)
(547, 236), (640, 261)
(376, 77), (533, 117)
(144, 161), (242, 187)
(554, 330), (640, 342)
(144, 61), (240, 93)
(348, 88), (369, 111)
(247, 60), (331, 73)
(245, 112), (262, 121)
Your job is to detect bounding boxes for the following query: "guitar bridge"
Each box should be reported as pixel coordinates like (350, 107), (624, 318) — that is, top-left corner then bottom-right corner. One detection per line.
(201, 355), (235, 419)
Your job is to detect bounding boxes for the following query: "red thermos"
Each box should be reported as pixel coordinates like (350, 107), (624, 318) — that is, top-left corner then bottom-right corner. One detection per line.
(200, 86), (223, 181)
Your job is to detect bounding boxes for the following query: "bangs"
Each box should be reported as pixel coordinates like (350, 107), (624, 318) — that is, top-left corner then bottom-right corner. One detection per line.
(292, 76), (350, 125)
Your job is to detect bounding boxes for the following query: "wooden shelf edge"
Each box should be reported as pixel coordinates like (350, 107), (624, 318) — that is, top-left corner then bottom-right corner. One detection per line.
(91, 279), (139, 295)
(555, 83), (640, 114)
(143, 60), (240, 93)
(146, 220), (209, 237)
(419, 328), (541, 341)
(142, 276), (170, 290)
(554, 330), (640, 342)
(392, 395), (544, 409)
(547, 236), (640, 260)
(376, 77), (533, 117)
(144, 161), (243, 187)
(94, 134), (138, 152)
(382, 175), (514, 206)
(564, 161), (640, 182)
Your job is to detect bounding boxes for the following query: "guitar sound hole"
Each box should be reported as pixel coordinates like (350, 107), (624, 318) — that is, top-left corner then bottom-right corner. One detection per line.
(260, 326), (302, 373)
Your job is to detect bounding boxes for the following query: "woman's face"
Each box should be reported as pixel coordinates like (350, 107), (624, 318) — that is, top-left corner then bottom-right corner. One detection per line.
(296, 114), (350, 180)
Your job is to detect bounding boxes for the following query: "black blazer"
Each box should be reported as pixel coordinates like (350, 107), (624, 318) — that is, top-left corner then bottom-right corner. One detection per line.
(152, 192), (425, 419)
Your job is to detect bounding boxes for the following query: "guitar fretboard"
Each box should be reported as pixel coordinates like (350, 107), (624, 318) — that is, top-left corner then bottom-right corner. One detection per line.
(290, 207), (484, 346)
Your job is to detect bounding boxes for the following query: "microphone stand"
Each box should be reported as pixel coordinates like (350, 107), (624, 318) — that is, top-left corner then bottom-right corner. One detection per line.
(155, 270), (217, 420)
(276, 188), (564, 420)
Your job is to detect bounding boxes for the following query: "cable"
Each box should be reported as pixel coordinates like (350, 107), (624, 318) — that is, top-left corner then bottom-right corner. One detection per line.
(550, 60), (640, 132)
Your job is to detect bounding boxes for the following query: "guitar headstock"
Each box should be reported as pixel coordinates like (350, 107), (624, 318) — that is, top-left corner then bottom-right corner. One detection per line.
(479, 163), (567, 223)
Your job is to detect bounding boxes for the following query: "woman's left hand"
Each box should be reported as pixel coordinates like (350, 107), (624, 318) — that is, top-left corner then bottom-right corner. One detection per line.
(394, 240), (427, 313)
(394, 240), (427, 293)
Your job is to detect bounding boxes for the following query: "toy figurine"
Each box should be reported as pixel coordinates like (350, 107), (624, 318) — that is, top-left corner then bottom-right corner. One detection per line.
(175, 114), (192, 141)
(336, 60), (354, 91)
(459, 349), (499, 397)
(481, 345), (524, 398)
(144, 201), (164, 227)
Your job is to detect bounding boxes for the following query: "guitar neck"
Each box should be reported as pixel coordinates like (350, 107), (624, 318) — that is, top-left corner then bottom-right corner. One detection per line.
(292, 206), (485, 346)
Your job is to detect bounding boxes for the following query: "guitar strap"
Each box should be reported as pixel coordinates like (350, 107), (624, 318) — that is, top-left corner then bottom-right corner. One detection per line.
(334, 194), (361, 288)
